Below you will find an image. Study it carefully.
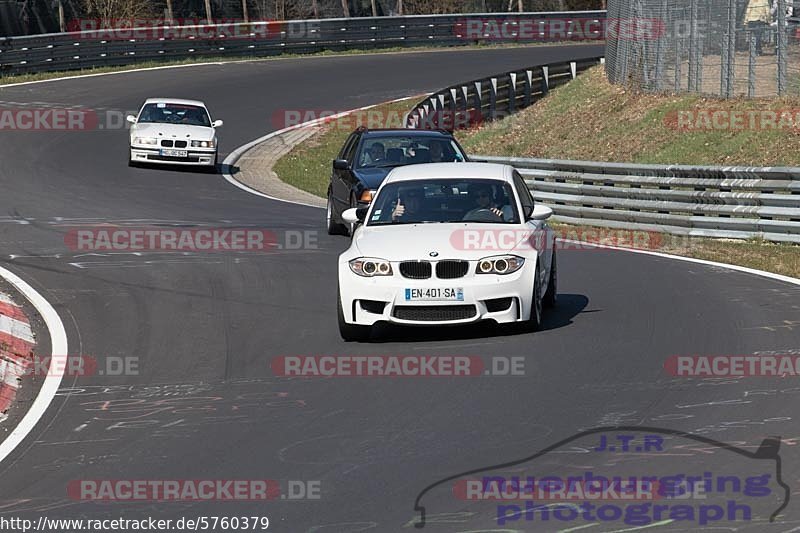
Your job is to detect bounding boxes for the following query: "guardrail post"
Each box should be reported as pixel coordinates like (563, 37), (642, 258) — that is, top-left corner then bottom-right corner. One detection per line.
(489, 77), (497, 121)
(449, 87), (458, 128)
(541, 66), (549, 95)
(473, 80), (483, 122)
(507, 72), (517, 116)
(523, 69), (533, 107)
(570, 61), (577, 79)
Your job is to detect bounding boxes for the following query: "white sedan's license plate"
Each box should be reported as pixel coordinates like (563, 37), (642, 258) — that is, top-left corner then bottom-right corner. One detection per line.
(161, 149), (188, 157)
(405, 288), (464, 301)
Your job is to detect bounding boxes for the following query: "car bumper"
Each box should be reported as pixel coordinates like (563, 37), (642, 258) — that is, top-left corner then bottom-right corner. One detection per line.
(338, 262), (536, 327)
(130, 147), (217, 166)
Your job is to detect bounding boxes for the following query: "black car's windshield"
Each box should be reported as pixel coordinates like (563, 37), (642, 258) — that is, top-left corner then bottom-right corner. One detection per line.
(356, 136), (466, 169)
(367, 179), (519, 226)
(137, 103), (211, 127)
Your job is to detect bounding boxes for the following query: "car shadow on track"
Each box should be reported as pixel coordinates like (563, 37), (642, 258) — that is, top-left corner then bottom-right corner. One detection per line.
(367, 293), (589, 343)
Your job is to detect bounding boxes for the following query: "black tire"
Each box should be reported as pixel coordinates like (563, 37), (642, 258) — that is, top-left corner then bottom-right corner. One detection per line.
(543, 249), (557, 308)
(337, 288), (371, 342)
(525, 264), (543, 332)
(327, 193), (348, 236)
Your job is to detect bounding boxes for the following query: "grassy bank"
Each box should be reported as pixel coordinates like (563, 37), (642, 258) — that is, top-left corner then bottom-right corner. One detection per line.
(460, 66), (800, 166)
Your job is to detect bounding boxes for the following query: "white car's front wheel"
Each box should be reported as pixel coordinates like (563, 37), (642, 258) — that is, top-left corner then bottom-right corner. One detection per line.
(337, 287), (371, 342)
(525, 264), (543, 332)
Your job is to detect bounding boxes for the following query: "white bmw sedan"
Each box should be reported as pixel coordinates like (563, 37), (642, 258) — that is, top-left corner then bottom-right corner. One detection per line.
(337, 162), (557, 342)
(127, 99), (222, 170)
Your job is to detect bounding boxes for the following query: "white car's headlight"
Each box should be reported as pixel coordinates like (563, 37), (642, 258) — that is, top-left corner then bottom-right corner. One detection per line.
(349, 258), (393, 277)
(191, 139), (216, 148)
(476, 255), (525, 275)
(133, 137), (158, 145)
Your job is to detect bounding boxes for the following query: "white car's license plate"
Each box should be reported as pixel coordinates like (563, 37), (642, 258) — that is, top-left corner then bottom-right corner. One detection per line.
(161, 149), (188, 157)
(404, 288), (464, 301)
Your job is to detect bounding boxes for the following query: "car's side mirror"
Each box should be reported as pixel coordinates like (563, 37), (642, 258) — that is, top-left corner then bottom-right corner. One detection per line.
(212, 120), (224, 128)
(126, 115), (137, 124)
(529, 204), (553, 221)
(342, 207), (367, 224)
(333, 159), (351, 171)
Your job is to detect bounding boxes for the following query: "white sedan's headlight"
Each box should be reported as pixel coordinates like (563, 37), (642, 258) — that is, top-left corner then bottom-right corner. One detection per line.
(476, 255), (525, 275)
(191, 139), (216, 148)
(133, 137), (158, 145)
(349, 258), (393, 277)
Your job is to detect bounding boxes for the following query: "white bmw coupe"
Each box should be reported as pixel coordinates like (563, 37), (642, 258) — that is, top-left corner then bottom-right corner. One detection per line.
(337, 162), (557, 341)
(127, 98), (222, 170)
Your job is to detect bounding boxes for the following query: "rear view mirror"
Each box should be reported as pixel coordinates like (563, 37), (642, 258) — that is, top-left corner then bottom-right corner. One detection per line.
(333, 159), (350, 171)
(342, 208), (364, 224)
(212, 120), (223, 128)
(126, 115), (137, 124)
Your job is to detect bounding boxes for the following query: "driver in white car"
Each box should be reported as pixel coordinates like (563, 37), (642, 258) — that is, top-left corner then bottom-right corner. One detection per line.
(463, 184), (513, 221)
(391, 187), (423, 222)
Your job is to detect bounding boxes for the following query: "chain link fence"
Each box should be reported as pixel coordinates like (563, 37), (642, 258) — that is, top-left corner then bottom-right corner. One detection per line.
(606, 0), (800, 97)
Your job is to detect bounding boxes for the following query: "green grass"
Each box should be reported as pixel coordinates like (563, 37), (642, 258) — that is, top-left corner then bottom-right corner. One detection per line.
(460, 66), (800, 166)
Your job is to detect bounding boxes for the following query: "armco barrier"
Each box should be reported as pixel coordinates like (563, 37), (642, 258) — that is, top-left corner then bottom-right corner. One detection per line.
(405, 57), (604, 128)
(0, 11), (606, 76)
(475, 155), (800, 244)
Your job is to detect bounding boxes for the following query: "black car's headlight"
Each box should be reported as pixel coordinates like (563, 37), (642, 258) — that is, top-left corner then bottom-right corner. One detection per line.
(191, 139), (216, 148)
(349, 258), (393, 277)
(476, 255), (525, 275)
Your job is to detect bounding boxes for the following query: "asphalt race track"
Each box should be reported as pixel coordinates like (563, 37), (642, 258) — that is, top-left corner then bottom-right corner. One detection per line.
(1, 44), (800, 532)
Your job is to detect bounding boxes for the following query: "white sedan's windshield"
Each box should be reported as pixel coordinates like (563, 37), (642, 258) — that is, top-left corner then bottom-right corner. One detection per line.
(138, 103), (211, 127)
(367, 179), (519, 225)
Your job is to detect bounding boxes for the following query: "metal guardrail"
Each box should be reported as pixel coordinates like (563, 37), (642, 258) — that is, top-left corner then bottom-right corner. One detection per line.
(476, 155), (800, 244)
(0, 11), (606, 76)
(405, 57), (604, 128)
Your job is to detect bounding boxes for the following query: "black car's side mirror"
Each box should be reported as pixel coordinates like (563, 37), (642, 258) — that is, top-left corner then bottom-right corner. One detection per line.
(333, 159), (350, 170)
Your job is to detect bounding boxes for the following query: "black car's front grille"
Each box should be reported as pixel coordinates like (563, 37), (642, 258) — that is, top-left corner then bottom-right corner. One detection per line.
(400, 261), (432, 279)
(393, 305), (477, 322)
(436, 260), (469, 279)
(160, 140), (173, 147)
(175, 140), (188, 148)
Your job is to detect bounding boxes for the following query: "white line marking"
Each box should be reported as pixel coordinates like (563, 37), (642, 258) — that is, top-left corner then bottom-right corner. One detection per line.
(560, 238), (800, 287)
(0, 266), (68, 464)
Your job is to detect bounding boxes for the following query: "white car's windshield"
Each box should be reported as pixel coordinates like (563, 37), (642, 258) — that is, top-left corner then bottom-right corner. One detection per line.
(137, 103), (211, 127)
(356, 137), (466, 169)
(367, 179), (519, 226)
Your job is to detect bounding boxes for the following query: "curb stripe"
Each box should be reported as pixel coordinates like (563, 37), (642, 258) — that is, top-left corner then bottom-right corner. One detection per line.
(0, 332), (35, 357)
(0, 302), (29, 324)
(0, 315), (34, 344)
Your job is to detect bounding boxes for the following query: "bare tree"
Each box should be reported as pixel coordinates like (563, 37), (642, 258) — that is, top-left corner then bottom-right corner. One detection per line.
(341, 0), (350, 17)
(83, 0), (154, 24)
(370, 0), (377, 16)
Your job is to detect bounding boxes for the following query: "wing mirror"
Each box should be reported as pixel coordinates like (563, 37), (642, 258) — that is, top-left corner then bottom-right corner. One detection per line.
(333, 159), (351, 171)
(126, 115), (137, 124)
(342, 207), (368, 224)
(529, 204), (553, 221)
(212, 120), (224, 128)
